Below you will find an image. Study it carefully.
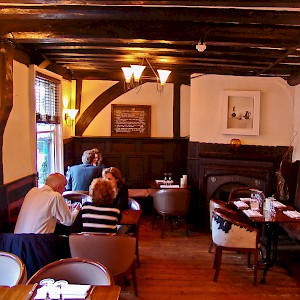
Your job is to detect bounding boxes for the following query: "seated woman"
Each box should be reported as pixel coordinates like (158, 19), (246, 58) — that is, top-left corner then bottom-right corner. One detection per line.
(102, 167), (129, 211)
(71, 178), (121, 234)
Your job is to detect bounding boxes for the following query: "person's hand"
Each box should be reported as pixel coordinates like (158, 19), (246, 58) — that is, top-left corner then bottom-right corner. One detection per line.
(72, 202), (82, 211)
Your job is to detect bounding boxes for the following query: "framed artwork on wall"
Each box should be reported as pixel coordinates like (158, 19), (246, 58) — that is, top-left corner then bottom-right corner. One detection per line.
(221, 90), (260, 135)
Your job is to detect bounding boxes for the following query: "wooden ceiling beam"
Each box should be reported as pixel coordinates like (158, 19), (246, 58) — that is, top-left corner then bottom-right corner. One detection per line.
(1, 5), (300, 26)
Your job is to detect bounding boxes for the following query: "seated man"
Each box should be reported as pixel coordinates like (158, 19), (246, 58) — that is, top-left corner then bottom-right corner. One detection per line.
(66, 150), (101, 191)
(14, 173), (80, 234)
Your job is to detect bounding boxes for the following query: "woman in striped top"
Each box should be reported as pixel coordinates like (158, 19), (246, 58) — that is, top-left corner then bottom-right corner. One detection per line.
(71, 178), (122, 234)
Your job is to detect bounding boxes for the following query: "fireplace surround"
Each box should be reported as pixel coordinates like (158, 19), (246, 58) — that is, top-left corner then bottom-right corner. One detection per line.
(187, 142), (290, 227)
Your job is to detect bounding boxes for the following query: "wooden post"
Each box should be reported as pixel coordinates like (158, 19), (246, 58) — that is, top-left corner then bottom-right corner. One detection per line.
(0, 40), (14, 185)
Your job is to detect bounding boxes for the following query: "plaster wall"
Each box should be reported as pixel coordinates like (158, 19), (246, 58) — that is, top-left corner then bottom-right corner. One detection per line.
(190, 75), (295, 149)
(3, 61), (36, 183)
(78, 81), (190, 138)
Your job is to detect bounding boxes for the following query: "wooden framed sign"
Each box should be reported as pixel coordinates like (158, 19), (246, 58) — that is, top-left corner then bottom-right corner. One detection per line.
(111, 104), (151, 137)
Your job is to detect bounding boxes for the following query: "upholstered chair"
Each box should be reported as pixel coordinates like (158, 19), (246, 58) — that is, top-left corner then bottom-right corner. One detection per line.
(27, 257), (113, 285)
(0, 251), (27, 287)
(212, 208), (260, 285)
(152, 189), (191, 238)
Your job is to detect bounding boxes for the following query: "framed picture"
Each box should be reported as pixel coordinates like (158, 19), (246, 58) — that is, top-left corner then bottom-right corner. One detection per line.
(221, 90), (260, 135)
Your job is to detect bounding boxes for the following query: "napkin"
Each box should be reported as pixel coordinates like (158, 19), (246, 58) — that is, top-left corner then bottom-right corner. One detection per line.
(283, 210), (300, 219)
(272, 201), (286, 208)
(243, 209), (263, 217)
(234, 200), (249, 209)
(159, 185), (180, 188)
(239, 198), (252, 202)
(34, 284), (91, 299)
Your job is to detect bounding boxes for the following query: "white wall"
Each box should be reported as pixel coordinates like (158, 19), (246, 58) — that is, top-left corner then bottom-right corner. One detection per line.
(190, 75), (295, 148)
(77, 81), (190, 138)
(3, 61), (36, 183)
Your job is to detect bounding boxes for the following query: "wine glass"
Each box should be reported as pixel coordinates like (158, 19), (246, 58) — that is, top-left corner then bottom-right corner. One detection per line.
(168, 173), (172, 185)
(163, 173), (168, 184)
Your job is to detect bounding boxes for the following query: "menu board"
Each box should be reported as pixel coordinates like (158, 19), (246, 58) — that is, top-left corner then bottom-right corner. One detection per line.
(111, 104), (151, 137)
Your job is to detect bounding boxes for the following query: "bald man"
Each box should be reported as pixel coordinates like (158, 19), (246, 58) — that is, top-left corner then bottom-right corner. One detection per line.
(14, 173), (80, 234)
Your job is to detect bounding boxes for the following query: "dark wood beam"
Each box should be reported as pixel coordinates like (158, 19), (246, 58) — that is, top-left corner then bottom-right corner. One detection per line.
(0, 40), (14, 184)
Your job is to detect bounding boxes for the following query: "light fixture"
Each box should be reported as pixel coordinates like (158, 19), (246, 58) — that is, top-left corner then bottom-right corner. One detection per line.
(121, 67), (134, 83)
(121, 58), (171, 93)
(157, 69), (172, 85)
(196, 38), (206, 52)
(64, 108), (78, 127)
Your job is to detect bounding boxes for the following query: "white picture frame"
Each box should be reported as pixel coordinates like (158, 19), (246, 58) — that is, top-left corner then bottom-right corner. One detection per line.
(221, 90), (260, 135)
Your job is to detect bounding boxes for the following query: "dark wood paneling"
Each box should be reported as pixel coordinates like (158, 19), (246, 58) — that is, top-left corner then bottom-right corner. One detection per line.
(64, 137), (189, 188)
(0, 174), (37, 231)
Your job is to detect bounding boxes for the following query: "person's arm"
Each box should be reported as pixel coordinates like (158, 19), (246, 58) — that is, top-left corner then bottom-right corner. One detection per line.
(116, 184), (129, 210)
(70, 210), (83, 233)
(51, 194), (79, 226)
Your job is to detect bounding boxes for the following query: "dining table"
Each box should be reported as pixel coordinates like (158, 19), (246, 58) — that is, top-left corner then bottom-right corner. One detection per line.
(0, 284), (121, 300)
(232, 198), (300, 283)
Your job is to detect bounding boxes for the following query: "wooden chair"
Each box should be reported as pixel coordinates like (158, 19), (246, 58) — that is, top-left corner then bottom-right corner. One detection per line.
(212, 208), (260, 285)
(26, 257), (113, 285)
(128, 198), (142, 266)
(152, 188), (191, 238)
(69, 234), (138, 296)
(0, 251), (27, 287)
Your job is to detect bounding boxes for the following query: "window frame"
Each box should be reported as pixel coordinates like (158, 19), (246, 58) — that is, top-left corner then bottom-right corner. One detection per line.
(30, 65), (64, 177)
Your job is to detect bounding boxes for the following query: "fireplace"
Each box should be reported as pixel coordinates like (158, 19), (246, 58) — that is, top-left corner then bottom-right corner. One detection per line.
(187, 142), (289, 227)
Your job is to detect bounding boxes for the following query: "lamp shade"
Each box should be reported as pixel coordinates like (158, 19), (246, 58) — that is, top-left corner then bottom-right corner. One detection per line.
(130, 65), (146, 82)
(121, 67), (134, 83)
(157, 69), (171, 85)
(64, 108), (78, 120)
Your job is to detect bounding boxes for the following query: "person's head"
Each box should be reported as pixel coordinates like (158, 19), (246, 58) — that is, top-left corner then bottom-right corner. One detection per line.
(91, 148), (102, 166)
(45, 173), (67, 195)
(81, 150), (95, 164)
(89, 178), (116, 206)
(102, 167), (125, 189)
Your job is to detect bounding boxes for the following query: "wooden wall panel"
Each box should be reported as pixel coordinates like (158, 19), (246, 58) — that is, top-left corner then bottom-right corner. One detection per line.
(64, 137), (189, 188)
(0, 174), (37, 231)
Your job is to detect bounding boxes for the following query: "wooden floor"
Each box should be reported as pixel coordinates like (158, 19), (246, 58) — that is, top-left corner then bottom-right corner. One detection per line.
(119, 215), (300, 300)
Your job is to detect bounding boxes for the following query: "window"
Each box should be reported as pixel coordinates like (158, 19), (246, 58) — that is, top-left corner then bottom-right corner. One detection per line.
(31, 66), (63, 186)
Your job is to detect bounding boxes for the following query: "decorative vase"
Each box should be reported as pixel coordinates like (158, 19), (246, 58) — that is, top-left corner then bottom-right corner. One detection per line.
(230, 138), (241, 152)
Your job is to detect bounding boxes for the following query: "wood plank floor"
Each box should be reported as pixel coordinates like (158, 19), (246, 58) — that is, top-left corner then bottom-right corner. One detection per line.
(119, 215), (300, 300)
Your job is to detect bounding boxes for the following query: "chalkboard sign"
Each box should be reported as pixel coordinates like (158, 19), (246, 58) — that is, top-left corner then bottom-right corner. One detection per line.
(111, 104), (151, 137)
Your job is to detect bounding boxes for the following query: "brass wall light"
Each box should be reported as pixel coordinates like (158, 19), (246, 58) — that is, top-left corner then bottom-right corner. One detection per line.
(64, 108), (78, 127)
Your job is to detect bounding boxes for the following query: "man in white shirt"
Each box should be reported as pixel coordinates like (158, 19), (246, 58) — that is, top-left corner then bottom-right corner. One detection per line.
(14, 173), (80, 234)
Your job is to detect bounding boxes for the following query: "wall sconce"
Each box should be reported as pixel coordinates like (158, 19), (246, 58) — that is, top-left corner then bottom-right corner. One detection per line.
(64, 108), (78, 127)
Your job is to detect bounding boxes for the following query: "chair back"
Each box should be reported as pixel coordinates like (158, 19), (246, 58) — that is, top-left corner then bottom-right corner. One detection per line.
(209, 199), (228, 229)
(63, 191), (92, 204)
(228, 187), (265, 202)
(212, 208), (259, 249)
(153, 189), (191, 216)
(26, 257), (113, 285)
(0, 251), (27, 287)
(69, 234), (136, 276)
(128, 198), (141, 211)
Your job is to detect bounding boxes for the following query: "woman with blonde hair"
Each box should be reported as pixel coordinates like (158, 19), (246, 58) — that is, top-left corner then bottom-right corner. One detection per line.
(102, 167), (128, 210)
(71, 178), (121, 234)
